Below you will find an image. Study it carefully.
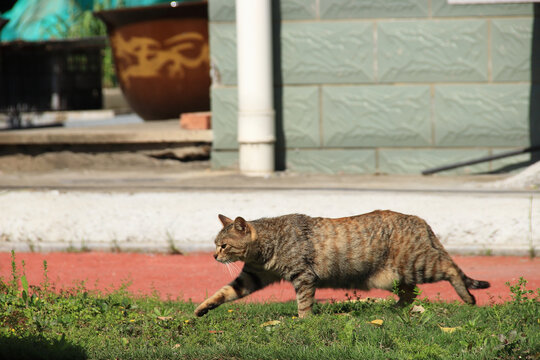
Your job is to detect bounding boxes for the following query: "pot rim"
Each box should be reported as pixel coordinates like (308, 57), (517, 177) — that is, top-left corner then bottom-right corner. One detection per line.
(93, 0), (207, 29)
(94, 0), (207, 17)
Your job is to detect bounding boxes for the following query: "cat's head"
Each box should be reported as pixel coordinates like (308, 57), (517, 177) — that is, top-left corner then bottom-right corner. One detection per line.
(213, 214), (256, 263)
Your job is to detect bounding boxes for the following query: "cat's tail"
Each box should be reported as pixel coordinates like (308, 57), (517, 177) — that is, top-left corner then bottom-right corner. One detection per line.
(465, 277), (490, 289)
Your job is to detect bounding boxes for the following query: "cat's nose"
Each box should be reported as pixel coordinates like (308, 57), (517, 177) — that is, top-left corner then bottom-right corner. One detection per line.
(213, 253), (218, 260)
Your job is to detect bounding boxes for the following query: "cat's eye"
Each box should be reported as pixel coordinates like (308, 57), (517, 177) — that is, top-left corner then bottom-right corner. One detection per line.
(221, 244), (227, 249)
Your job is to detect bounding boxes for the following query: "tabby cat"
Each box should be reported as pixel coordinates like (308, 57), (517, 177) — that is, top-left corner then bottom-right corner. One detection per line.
(194, 211), (490, 318)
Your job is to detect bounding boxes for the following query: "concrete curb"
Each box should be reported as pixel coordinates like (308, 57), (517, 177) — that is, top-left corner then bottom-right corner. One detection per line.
(0, 188), (537, 256)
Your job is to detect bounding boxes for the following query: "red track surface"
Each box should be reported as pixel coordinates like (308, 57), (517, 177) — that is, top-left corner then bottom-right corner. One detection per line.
(1, 252), (538, 306)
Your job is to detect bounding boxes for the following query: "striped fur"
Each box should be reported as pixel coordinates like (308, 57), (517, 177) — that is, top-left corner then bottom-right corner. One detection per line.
(194, 211), (490, 318)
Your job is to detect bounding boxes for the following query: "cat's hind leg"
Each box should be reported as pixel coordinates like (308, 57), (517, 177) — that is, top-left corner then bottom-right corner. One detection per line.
(195, 270), (277, 316)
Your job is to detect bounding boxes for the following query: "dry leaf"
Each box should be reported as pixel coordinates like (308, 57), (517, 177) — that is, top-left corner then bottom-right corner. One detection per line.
(411, 305), (425, 314)
(260, 320), (281, 327)
(439, 326), (461, 333)
(368, 319), (384, 326)
(208, 330), (224, 334)
(172, 344), (181, 349)
(157, 316), (173, 321)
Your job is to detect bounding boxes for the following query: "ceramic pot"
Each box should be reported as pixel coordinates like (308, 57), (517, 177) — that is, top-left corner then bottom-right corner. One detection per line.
(94, 1), (210, 120)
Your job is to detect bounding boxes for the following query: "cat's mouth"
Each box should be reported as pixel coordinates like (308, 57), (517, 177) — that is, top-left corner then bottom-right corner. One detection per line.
(215, 255), (240, 264)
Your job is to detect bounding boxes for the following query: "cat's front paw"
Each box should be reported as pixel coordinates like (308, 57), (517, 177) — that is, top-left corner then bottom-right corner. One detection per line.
(194, 304), (209, 317)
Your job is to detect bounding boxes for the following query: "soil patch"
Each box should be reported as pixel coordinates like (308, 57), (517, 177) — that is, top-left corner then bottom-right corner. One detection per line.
(0, 146), (210, 173)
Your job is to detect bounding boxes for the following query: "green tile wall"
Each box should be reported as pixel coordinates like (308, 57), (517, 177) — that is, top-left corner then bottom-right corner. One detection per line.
(211, 87), (237, 150)
(378, 149), (491, 175)
(492, 18), (533, 82)
(211, 150), (238, 170)
(208, 0), (235, 22)
(209, 24), (237, 85)
(281, 22), (373, 84)
(434, 84), (530, 147)
(280, 87), (320, 147)
(323, 86), (431, 147)
(208, 0), (317, 21)
(287, 149), (376, 174)
(431, 0), (533, 17)
(378, 20), (488, 82)
(212, 86), (321, 150)
(490, 149), (532, 174)
(279, 0), (318, 20)
(208, 0), (536, 175)
(320, 0), (428, 19)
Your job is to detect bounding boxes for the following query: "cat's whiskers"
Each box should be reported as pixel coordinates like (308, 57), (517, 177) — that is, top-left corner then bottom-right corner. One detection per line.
(224, 261), (234, 279)
(229, 261), (240, 274)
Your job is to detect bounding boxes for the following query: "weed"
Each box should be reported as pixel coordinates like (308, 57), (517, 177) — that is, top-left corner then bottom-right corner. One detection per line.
(111, 238), (122, 253)
(506, 277), (538, 304)
(166, 231), (183, 255)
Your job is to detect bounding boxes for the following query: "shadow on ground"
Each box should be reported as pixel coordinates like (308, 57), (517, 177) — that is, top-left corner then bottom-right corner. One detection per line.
(0, 334), (86, 360)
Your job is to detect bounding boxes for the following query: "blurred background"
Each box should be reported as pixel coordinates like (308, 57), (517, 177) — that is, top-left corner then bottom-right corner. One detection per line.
(0, 0), (538, 176)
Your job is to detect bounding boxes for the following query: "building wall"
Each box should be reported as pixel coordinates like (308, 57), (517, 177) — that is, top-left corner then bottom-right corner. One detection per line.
(209, 0), (536, 174)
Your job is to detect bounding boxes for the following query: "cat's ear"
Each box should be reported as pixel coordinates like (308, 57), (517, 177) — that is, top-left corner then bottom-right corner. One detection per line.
(234, 216), (249, 233)
(218, 214), (233, 227)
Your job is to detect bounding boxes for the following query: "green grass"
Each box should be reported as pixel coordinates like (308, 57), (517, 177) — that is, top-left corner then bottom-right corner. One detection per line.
(1, 251), (539, 360)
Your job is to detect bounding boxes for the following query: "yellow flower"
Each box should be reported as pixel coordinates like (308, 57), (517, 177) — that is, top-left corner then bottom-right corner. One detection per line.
(129, 319), (135, 322)
(228, 309), (234, 313)
(291, 316), (297, 319)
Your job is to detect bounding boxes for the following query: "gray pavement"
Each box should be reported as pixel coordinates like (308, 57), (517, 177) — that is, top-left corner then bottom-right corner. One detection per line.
(0, 168), (537, 257)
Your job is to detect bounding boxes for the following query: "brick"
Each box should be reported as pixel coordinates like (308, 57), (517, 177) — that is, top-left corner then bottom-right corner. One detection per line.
(434, 84), (530, 147)
(432, 0), (533, 17)
(287, 149), (376, 174)
(378, 149), (490, 175)
(320, 0), (428, 19)
(281, 22), (373, 84)
(492, 18), (533, 82)
(180, 112), (211, 130)
(323, 85), (431, 147)
(378, 20), (488, 82)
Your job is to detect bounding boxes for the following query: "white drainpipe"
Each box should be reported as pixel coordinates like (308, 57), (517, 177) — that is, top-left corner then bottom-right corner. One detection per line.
(235, 0), (275, 176)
